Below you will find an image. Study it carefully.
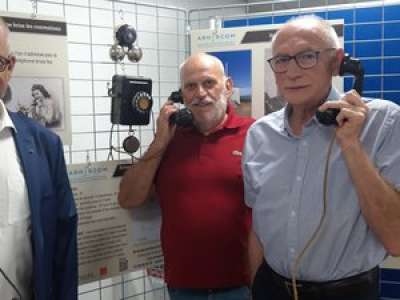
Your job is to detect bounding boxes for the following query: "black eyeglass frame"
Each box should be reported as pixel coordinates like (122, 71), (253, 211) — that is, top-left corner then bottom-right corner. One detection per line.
(267, 48), (336, 74)
(0, 55), (12, 72)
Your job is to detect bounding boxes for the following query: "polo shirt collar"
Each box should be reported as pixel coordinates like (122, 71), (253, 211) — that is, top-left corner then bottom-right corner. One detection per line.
(223, 101), (247, 129)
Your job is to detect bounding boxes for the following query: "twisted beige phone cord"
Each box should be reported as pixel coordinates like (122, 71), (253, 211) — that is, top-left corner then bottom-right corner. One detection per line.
(290, 133), (336, 300)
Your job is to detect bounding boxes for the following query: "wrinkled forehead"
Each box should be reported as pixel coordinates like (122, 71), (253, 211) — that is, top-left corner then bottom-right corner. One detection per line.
(273, 24), (327, 54)
(181, 58), (223, 83)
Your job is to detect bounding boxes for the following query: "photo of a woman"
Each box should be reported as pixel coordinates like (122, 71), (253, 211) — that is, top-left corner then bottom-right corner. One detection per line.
(6, 77), (65, 130)
(30, 84), (62, 128)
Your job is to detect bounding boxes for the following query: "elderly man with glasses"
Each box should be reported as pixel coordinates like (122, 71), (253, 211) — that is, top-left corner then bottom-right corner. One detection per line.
(242, 15), (400, 300)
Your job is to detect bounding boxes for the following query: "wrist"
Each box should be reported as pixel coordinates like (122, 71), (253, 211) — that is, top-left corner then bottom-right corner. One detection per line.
(145, 140), (167, 158)
(339, 139), (363, 158)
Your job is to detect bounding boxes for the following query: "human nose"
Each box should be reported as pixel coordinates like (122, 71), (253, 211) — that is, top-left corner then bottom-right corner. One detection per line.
(285, 57), (303, 76)
(194, 84), (207, 98)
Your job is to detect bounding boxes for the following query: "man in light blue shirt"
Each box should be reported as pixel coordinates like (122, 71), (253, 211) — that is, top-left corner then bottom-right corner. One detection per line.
(242, 15), (400, 300)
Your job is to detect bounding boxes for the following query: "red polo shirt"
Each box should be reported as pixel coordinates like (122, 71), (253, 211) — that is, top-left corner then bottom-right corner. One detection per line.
(155, 105), (254, 288)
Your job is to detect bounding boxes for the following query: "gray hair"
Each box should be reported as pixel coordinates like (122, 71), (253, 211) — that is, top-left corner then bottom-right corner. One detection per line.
(272, 15), (341, 50)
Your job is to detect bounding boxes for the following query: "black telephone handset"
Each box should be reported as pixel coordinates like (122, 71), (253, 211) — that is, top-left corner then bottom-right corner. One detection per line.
(315, 53), (364, 126)
(169, 89), (194, 127)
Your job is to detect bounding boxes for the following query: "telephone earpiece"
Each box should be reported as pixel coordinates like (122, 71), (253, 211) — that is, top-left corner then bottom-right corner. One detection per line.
(316, 53), (364, 126)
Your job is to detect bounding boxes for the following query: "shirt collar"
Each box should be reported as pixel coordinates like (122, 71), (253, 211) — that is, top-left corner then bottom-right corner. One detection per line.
(282, 86), (341, 135)
(326, 86), (341, 102)
(0, 99), (16, 133)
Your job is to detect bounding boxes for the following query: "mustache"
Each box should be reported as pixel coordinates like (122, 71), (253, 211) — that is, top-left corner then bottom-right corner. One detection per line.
(190, 97), (213, 106)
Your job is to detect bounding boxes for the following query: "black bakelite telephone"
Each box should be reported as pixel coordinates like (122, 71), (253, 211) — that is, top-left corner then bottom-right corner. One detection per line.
(169, 89), (194, 127)
(315, 53), (364, 126)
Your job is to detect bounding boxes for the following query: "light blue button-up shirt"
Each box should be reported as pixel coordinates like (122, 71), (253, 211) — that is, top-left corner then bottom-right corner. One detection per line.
(242, 88), (400, 281)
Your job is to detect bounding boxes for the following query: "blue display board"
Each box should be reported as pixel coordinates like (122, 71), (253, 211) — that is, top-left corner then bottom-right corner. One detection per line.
(224, 4), (400, 106)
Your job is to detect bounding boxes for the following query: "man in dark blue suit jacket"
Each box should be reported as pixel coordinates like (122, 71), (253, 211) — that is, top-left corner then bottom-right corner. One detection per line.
(9, 112), (78, 300)
(0, 17), (77, 299)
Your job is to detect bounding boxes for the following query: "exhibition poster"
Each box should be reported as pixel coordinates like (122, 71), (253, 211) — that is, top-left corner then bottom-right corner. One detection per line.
(1, 11), (72, 144)
(68, 160), (163, 284)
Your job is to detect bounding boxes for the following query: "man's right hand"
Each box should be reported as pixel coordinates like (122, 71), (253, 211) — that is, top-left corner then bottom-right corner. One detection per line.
(153, 100), (178, 151)
(118, 99), (179, 209)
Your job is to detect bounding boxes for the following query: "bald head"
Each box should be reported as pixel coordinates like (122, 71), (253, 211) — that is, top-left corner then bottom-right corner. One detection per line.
(180, 53), (226, 85)
(272, 15), (340, 53)
(177, 52), (233, 134)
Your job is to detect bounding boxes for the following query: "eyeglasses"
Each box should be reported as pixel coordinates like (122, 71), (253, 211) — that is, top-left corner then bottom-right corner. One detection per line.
(0, 55), (11, 72)
(267, 48), (336, 74)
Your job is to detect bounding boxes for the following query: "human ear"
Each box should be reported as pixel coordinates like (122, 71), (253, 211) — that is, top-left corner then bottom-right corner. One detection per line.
(331, 48), (344, 76)
(5, 55), (16, 78)
(224, 77), (233, 97)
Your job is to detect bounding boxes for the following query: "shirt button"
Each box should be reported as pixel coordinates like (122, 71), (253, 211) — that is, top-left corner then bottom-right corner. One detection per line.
(296, 176), (301, 181)
(290, 248), (295, 254)
(302, 141), (308, 147)
(291, 211), (296, 217)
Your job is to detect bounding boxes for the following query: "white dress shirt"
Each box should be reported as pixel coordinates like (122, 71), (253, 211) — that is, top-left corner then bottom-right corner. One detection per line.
(0, 100), (33, 300)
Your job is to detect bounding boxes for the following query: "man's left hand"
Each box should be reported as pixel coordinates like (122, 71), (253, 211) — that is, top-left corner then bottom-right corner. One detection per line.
(319, 90), (369, 151)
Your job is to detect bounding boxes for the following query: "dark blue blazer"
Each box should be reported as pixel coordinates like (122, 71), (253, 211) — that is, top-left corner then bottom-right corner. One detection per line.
(9, 111), (78, 300)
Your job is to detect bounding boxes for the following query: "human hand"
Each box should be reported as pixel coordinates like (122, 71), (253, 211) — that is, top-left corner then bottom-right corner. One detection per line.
(318, 90), (368, 151)
(153, 100), (178, 149)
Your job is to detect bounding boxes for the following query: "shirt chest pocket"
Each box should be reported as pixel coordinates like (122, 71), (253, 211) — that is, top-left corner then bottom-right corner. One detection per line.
(7, 175), (30, 225)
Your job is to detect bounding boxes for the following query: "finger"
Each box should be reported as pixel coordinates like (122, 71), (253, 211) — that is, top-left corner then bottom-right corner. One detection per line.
(160, 101), (177, 114)
(336, 107), (348, 127)
(158, 108), (177, 127)
(160, 100), (174, 110)
(342, 90), (366, 107)
(336, 107), (367, 127)
(318, 100), (351, 112)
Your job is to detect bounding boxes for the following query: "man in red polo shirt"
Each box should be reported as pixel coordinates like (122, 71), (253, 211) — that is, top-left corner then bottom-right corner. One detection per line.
(118, 52), (257, 300)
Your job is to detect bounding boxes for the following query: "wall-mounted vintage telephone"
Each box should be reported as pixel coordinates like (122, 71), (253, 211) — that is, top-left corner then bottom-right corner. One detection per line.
(169, 89), (194, 127)
(315, 53), (364, 126)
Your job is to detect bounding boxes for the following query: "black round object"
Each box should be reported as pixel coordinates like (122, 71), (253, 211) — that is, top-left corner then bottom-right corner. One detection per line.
(122, 135), (140, 154)
(115, 24), (137, 48)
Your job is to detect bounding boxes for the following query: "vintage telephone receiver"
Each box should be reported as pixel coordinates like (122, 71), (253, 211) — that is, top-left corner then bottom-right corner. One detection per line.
(315, 53), (364, 126)
(169, 89), (194, 127)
